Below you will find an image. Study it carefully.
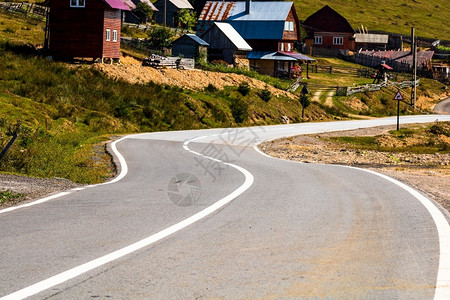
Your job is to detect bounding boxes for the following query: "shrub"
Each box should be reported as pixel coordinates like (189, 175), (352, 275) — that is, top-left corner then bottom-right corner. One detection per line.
(237, 82), (250, 96)
(258, 87), (272, 102)
(204, 83), (218, 94)
(229, 97), (248, 123)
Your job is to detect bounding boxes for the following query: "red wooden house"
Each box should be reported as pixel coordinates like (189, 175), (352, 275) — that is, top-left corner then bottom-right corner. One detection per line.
(302, 5), (355, 56)
(44, 0), (130, 61)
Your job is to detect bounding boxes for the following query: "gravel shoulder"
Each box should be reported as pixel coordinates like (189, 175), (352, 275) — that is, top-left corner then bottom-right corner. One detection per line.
(259, 124), (450, 212)
(0, 174), (81, 208)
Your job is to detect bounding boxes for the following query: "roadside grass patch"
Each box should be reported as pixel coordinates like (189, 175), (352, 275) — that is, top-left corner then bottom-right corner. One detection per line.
(0, 190), (24, 204)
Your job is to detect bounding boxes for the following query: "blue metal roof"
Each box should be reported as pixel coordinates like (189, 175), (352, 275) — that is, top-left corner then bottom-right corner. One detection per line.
(185, 34), (209, 46)
(230, 21), (285, 40)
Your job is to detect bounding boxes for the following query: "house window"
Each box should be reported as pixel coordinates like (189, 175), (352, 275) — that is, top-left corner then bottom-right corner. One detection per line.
(70, 0), (85, 7)
(106, 29), (111, 41)
(333, 37), (344, 45)
(113, 30), (118, 42)
(280, 43), (284, 51)
(284, 21), (294, 31)
(313, 36), (322, 45)
(287, 43), (291, 52)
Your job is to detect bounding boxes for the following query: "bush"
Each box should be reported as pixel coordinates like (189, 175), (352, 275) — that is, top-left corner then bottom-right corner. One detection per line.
(237, 82), (250, 96)
(229, 97), (248, 123)
(258, 87), (272, 102)
(147, 26), (174, 51)
(429, 122), (450, 136)
(204, 83), (218, 94)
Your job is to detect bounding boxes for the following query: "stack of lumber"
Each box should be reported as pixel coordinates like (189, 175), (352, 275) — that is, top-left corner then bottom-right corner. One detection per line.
(142, 55), (195, 70)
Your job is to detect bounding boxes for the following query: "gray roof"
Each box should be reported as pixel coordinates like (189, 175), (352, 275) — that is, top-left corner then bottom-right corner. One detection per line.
(355, 33), (388, 44)
(247, 51), (297, 61)
(214, 22), (252, 51)
(185, 34), (209, 46)
(169, 0), (193, 9)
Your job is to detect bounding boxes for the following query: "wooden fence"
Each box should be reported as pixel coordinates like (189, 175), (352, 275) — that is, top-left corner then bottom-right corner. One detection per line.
(0, 2), (47, 19)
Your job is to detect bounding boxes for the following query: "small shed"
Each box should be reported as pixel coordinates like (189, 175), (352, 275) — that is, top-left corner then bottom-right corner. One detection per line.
(200, 22), (252, 65)
(248, 51), (314, 78)
(153, 0), (193, 27)
(354, 33), (388, 51)
(171, 34), (209, 61)
(43, 0), (130, 61)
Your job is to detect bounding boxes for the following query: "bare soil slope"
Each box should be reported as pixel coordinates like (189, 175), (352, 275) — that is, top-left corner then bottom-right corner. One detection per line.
(94, 57), (295, 99)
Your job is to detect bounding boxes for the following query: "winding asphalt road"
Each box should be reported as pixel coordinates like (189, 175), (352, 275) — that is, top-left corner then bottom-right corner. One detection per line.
(1, 115), (450, 299)
(434, 97), (450, 114)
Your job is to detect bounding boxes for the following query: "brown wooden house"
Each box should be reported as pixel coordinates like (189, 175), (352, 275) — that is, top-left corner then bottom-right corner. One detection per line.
(302, 5), (355, 56)
(44, 0), (130, 61)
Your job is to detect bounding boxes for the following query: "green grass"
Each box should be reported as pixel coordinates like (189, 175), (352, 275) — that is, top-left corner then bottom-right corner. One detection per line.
(0, 190), (24, 204)
(0, 10), (45, 45)
(197, 62), (294, 90)
(294, 0), (450, 41)
(0, 92), (119, 183)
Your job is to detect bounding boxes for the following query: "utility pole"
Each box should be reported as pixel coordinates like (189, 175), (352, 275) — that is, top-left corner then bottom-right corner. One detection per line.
(411, 27), (417, 108)
(164, 0), (166, 27)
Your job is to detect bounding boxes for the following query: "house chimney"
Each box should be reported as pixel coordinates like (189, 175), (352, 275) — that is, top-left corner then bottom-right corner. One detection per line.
(245, 0), (251, 14)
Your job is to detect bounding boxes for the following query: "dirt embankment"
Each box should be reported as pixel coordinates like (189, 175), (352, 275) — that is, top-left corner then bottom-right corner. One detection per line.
(260, 124), (450, 212)
(93, 57), (295, 99)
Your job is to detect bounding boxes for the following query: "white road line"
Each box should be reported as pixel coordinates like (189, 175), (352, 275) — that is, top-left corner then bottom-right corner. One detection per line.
(0, 137), (254, 300)
(0, 192), (71, 215)
(253, 143), (450, 299)
(0, 136), (129, 215)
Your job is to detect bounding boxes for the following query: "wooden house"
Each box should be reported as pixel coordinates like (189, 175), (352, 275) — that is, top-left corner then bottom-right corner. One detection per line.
(198, 1), (300, 53)
(153, 0), (193, 27)
(198, 1), (310, 76)
(302, 5), (355, 56)
(200, 22), (252, 65)
(171, 34), (209, 61)
(44, 0), (130, 61)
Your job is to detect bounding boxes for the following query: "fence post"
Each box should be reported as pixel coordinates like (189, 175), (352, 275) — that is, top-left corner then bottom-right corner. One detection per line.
(0, 133), (18, 161)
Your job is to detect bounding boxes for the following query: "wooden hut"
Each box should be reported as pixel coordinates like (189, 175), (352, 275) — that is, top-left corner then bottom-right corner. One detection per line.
(200, 22), (252, 65)
(43, 0), (130, 61)
(171, 34), (209, 61)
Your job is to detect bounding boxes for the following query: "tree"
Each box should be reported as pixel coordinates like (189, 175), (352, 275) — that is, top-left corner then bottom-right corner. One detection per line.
(133, 2), (154, 24)
(300, 94), (310, 119)
(148, 26), (174, 52)
(177, 9), (197, 31)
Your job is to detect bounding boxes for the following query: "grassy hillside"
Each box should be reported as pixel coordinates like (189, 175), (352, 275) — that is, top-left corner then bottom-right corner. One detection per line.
(294, 0), (450, 41)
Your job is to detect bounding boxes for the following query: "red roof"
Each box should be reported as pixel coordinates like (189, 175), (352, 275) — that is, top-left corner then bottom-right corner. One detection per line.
(303, 5), (354, 34)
